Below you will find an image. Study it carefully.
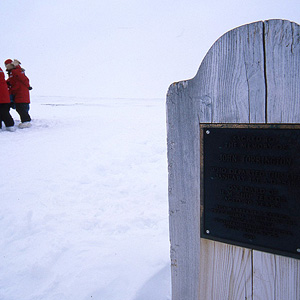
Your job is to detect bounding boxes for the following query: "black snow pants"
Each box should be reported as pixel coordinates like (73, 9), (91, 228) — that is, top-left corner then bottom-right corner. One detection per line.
(16, 103), (31, 123)
(0, 103), (14, 128)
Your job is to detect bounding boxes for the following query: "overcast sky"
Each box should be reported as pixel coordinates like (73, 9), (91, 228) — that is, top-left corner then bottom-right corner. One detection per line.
(2, 0), (300, 99)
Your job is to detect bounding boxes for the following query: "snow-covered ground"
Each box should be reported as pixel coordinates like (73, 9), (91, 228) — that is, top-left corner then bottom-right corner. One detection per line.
(0, 97), (170, 300)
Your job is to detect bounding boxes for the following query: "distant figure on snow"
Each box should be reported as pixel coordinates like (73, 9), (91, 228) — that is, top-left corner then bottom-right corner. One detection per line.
(5, 59), (32, 128)
(0, 66), (15, 131)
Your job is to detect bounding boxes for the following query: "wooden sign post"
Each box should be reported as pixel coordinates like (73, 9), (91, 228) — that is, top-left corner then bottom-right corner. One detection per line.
(167, 19), (300, 300)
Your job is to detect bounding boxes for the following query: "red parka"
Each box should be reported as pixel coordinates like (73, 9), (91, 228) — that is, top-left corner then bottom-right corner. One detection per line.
(7, 66), (30, 103)
(0, 67), (10, 104)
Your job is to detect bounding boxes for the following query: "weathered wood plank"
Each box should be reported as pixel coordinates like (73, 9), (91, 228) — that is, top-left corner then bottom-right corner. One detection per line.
(167, 80), (201, 300)
(195, 21), (265, 300)
(167, 21), (265, 300)
(266, 19), (300, 123)
(253, 19), (300, 300)
(253, 252), (300, 300)
(199, 240), (252, 300)
(190, 21), (265, 124)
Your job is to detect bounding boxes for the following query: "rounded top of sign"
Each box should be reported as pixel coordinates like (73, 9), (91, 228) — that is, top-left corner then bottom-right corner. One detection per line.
(167, 18), (300, 124)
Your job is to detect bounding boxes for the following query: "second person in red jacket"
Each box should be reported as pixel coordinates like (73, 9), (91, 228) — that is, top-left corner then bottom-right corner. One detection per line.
(5, 59), (32, 128)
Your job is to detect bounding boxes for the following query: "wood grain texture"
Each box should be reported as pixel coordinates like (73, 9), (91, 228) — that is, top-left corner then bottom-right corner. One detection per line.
(253, 252), (300, 300)
(252, 19), (300, 300)
(190, 21), (265, 124)
(167, 21), (265, 300)
(199, 240), (252, 300)
(167, 80), (201, 300)
(265, 19), (300, 123)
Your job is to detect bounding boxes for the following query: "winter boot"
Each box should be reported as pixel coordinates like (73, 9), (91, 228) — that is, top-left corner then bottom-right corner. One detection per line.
(6, 126), (16, 132)
(18, 122), (32, 129)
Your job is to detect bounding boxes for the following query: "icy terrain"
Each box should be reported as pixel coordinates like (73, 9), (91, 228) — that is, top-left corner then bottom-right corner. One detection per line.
(0, 97), (170, 300)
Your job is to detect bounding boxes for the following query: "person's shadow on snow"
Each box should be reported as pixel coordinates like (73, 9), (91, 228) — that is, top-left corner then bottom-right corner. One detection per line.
(132, 265), (171, 300)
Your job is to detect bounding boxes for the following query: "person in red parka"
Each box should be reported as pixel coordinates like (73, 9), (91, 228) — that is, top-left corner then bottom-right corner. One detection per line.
(0, 67), (15, 131)
(5, 59), (32, 128)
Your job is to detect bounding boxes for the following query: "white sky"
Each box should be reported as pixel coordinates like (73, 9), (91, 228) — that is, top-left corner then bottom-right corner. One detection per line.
(2, 0), (300, 99)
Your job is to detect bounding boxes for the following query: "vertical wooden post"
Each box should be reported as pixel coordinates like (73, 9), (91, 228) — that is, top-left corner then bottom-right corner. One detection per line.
(167, 19), (300, 300)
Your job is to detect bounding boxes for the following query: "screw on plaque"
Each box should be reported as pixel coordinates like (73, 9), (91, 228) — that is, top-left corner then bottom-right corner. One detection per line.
(297, 248), (300, 253)
(206, 130), (210, 135)
(206, 230), (210, 234)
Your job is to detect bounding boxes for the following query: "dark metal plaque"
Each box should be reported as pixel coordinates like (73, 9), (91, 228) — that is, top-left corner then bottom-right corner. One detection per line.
(200, 124), (300, 259)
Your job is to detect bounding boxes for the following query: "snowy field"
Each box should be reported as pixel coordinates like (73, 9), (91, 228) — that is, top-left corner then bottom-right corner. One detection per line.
(0, 97), (170, 300)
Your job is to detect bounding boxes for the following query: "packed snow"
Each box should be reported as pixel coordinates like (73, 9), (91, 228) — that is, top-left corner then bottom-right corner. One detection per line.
(0, 96), (171, 300)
